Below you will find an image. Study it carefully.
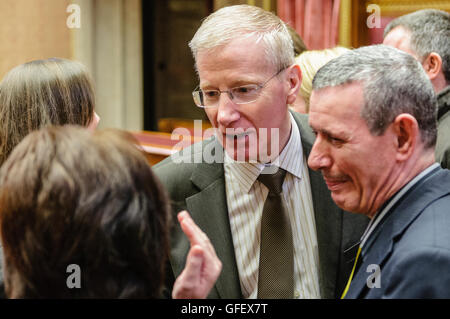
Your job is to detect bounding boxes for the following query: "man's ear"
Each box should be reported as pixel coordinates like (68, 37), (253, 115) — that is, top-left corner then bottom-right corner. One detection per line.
(422, 52), (447, 92)
(422, 52), (442, 81)
(392, 113), (419, 162)
(286, 64), (302, 105)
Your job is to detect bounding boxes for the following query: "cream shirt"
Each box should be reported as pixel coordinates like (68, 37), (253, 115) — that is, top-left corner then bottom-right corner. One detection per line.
(224, 113), (321, 299)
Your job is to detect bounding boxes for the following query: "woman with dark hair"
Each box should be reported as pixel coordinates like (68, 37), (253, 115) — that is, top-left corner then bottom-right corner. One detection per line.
(0, 126), (220, 298)
(0, 57), (100, 165)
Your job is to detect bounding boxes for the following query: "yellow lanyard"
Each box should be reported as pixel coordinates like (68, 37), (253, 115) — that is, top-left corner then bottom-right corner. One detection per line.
(340, 246), (362, 299)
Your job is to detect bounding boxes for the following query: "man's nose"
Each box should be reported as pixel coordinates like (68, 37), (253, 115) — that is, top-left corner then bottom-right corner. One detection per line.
(216, 92), (240, 128)
(308, 136), (332, 171)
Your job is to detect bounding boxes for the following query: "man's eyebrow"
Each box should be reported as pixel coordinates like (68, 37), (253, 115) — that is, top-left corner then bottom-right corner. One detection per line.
(314, 127), (348, 140)
(321, 128), (335, 137)
(200, 79), (257, 90)
(231, 79), (258, 86)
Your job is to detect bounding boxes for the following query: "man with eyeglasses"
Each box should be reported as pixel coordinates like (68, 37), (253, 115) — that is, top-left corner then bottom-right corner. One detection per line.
(154, 4), (368, 299)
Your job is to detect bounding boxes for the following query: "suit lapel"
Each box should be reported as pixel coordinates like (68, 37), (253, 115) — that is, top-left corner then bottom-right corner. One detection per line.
(346, 167), (450, 298)
(185, 142), (242, 298)
(292, 112), (342, 298)
(344, 233), (392, 299)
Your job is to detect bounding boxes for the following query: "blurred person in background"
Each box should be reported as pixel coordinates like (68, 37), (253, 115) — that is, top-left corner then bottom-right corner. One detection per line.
(0, 57), (100, 166)
(383, 9), (450, 169)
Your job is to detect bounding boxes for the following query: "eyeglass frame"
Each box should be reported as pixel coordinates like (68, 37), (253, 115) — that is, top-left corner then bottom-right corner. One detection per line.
(192, 67), (287, 108)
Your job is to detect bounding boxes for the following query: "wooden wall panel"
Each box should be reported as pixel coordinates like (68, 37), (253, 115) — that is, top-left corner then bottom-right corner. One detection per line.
(0, 0), (72, 80)
(341, 0), (450, 49)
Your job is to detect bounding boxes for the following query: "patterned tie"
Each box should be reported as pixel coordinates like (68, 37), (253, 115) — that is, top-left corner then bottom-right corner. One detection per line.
(257, 167), (294, 299)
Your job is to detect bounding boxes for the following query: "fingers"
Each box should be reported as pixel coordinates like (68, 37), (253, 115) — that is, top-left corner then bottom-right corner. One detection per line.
(172, 245), (205, 299)
(181, 245), (204, 285)
(177, 210), (211, 249)
(177, 211), (219, 261)
(172, 210), (223, 299)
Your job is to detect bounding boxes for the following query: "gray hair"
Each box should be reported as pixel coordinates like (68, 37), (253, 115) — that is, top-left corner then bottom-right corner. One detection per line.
(383, 9), (450, 84)
(312, 45), (437, 148)
(189, 5), (294, 72)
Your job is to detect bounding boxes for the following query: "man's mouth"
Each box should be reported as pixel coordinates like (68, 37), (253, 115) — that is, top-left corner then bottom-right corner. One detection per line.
(222, 128), (256, 140)
(225, 132), (248, 140)
(323, 175), (348, 191)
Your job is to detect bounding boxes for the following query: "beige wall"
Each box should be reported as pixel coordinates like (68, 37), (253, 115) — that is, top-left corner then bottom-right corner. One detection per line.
(0, 0), (72, 80)
(0, 0), (143, 131)
(68, 0), (144, 130)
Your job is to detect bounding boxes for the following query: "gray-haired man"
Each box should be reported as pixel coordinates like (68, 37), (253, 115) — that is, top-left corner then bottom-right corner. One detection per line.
(154, 4), (368, 299)
(308, 44), (450, 298)
(383, 9), (450, 169)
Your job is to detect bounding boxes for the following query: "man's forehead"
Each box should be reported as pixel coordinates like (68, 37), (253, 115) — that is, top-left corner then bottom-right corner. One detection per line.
(196, 39), (272, 73)
(309, 84), (364, 124)
(383, 26), (418, 58)
(310, 83), (363, 108)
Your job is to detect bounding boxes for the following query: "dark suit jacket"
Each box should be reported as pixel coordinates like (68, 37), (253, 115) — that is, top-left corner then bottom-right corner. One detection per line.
(0, 243), (4, 298)
(154, 111), (369, 299)
(345, 166), (450, 298)
(436, 86), (450, 169)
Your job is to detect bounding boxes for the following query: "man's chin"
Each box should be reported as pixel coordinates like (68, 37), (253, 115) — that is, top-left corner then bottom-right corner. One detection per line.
(331, 193), (366, 215)
(331, 192), (351, 211)
(221, 135), (259, 162)
(224, 146), (257, 163)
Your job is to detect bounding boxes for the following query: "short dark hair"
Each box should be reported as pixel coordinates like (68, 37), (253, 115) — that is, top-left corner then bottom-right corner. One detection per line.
(384, 9), (450, 84)
(0, 126), (171, 298)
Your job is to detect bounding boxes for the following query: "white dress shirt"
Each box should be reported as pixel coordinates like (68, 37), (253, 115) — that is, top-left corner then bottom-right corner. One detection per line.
(224, 113), (321, 299)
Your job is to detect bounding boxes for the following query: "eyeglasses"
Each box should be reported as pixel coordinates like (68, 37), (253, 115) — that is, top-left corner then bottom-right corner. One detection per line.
(192, 68), (286, 108)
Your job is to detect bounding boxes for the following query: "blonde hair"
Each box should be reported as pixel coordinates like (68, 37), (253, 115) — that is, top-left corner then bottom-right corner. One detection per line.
(296, 47), (350, 111)
(0, 58), (95, 165)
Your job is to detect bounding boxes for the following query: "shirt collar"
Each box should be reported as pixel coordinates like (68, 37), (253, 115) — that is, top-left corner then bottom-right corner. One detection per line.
(224, 113), (303, 193)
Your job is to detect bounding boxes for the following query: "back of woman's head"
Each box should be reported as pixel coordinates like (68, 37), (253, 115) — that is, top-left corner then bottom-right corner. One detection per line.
(0, 126), (171, 298)
(0, 58), (95, 165)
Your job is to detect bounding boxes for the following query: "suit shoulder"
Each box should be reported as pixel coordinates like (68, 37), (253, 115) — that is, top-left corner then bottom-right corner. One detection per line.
(291, 111), (316, 144)
(153, 155), (195, 184)
(436, 116), (450, 169)
(152, 138), (224, 199)
(400, 192), (450, 251)
(380, 244), (450, 298)
(153, 138), (216, 177)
